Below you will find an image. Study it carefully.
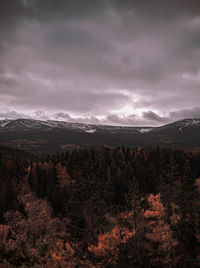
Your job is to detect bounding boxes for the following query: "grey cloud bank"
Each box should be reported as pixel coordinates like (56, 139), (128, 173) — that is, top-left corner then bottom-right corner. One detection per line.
(0, 0), (200, 126)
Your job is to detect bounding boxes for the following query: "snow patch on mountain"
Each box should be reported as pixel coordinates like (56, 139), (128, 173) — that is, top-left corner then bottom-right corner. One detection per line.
(0, 120), (12, 128)
(0, 118), (199, 134)
(85, 129), (96, 133)
(138, 128), (152, 133)
(177, 119), (200, 132)
(0, 119), (99, 133)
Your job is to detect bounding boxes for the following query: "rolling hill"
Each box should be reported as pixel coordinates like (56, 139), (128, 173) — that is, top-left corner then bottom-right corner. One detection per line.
(0, 118), (200, 153)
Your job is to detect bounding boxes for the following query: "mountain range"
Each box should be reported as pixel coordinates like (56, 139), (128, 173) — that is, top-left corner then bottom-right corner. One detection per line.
(0, 118), (200, 153)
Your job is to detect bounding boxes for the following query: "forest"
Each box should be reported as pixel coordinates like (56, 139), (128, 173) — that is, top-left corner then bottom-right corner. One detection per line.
(0, 145), (200, 267)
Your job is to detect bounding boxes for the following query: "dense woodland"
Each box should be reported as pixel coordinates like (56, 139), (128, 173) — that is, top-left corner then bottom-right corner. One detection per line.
(0, 145), (200, 267)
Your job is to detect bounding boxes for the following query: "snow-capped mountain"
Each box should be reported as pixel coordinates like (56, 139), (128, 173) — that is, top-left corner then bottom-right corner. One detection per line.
(0, 118), (200, 153)
(150, 118), (200, 133)
(0, 119), (94, 132)
(0, 119), (12, 128)
(0, 118), (199, 133)
(176, 119), (200, 132)
(0, 118), (153, 134)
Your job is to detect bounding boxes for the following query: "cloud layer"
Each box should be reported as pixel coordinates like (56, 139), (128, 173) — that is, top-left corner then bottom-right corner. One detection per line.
(0, 0), (200, 126)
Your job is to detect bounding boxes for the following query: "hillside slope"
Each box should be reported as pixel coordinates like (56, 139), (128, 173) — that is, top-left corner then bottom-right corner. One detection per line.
(0, 118), (200, 153)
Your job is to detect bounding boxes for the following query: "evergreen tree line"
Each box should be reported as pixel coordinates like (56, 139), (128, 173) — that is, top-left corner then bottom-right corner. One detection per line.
(0, 146), (200, 267)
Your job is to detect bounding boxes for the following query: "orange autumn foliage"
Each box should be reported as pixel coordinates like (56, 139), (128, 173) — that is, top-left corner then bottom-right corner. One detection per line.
(50, 240), (75, 263)
(195, 178), (200, 193)
(56, 162), (73, 188)
(88, 226), (135, 259)
(0, 225), (10, 242)
(144, 194), (179, 265)
(144, 193), (165, 218)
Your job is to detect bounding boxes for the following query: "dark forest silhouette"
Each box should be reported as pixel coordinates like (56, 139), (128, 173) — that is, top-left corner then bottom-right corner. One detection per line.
(0, 146), (200, 267)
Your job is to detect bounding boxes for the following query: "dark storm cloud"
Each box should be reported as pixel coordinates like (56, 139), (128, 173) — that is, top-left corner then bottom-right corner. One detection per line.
(0, 0), (200, 126)
(170, 107), (200, 121)
(54, 112), (102, 124)
(143, 111), (169, 123)
(1, 106), (200, 127)
(107, 114), (137, 125)
(106, 107), (200, 126)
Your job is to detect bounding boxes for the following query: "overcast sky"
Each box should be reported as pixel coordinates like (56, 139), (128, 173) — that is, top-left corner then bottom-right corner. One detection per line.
(0, 0), (200, 126)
